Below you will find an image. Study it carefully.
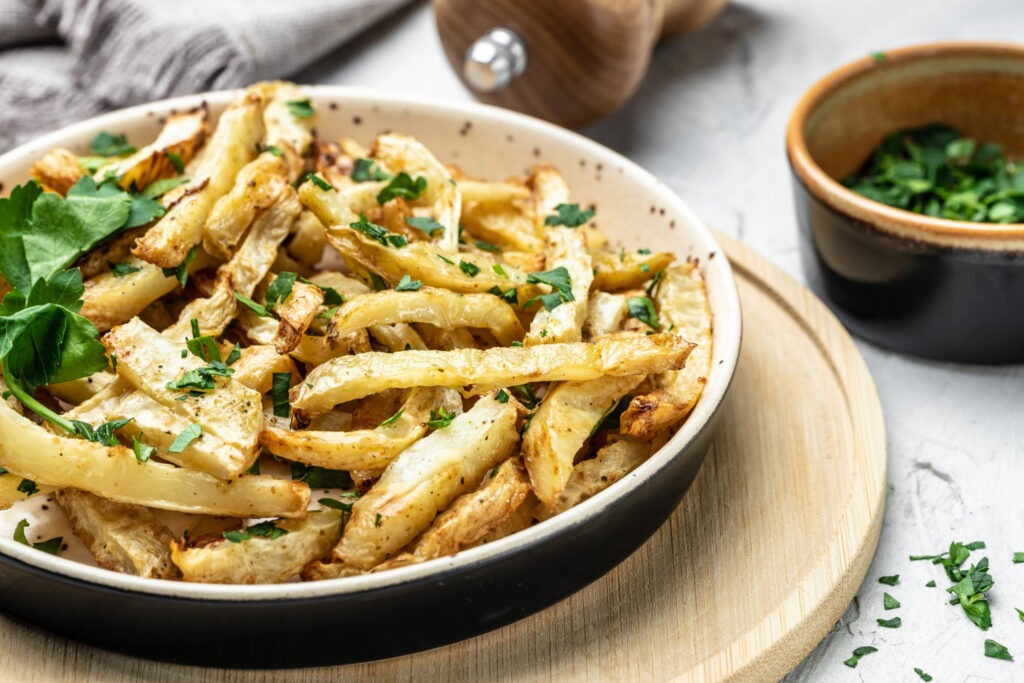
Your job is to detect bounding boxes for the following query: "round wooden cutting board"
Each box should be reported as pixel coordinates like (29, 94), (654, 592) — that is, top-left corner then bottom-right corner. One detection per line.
(0, 233), (887, 682)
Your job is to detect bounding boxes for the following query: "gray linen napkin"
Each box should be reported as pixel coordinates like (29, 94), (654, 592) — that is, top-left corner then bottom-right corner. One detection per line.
(0, 0), (412, 151)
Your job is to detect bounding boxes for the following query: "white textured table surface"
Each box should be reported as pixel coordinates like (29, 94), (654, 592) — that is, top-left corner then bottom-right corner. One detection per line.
(298, 3), (1024, 680)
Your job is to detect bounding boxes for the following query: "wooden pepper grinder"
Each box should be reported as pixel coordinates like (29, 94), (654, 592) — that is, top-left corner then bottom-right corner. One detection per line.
(434, 0), (727, 128)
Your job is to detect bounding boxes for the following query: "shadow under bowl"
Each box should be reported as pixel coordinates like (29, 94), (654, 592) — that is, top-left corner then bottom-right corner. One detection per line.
(787, 42), (1024, 364)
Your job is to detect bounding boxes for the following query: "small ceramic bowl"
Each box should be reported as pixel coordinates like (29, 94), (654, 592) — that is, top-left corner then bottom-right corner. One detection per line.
(0, 87), (741, 667)
(787, 42), (1024, 363)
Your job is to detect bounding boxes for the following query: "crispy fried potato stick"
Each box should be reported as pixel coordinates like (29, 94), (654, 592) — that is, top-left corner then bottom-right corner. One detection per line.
(372, 134), (461, 252)
(260, 387), (461, 471)
(591, 251), (675, 292)
(294, 333), (693, 419)
(104, 319), (262, 459)
(133, 93), (265, 268)
(411, 457), (531, 559)
(333, 393), (519, 569)
(0, 400), (308, 517)
(30, 148), (82, 195)
(621, 264), (713, 439)
(56, 488), (180, 579)
(322, 225), (543, 300)
(99, 108), (208, 192)
(584, 291), (629, 339)
(535, 436), (652, 520)
(171, 510), (341, 584)
(525, 227), (592, 344)
(275, 281), (324, 354)
(327, 287), (523, 347)
(523, 374), (645, 505)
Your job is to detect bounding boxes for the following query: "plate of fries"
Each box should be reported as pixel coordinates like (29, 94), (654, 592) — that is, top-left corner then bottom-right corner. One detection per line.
(0, 83), (740, 666)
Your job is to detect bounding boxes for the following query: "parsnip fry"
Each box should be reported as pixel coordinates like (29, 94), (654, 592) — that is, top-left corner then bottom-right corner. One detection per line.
(584, 291), (629, 339)
(171, 510), (341, 584)
(261, 387), (461, 471)
(133, 93), (265, 268)
(328, 287), (523, 346)
(202, 156), (290, 258)
(621, 264), (713, 439)
(294, 334), (694, 419)
(30, 148), (83, 195)
(275, 281), (324, 354)
(523, 375), (645, 505)
(592, 251), (675, 292)
(231, 346), (301, 395)
(0, 400), (308, 517)
(528, 164), (570, 228)
(56, 488), (180, 579)
(103, 319), (262, 459)
(258, 81), (316, 183)
(333, 393), (519, 569)
(99, 108), (208, 192)
(457, 180), (530, 205)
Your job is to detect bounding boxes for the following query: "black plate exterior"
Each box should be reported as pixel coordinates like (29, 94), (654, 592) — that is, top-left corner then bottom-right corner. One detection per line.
(793, 174), (1024, 364)
(0, 409), (721, 669)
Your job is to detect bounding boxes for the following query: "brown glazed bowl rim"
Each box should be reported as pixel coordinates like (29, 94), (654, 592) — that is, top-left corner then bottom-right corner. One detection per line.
(786, 41), (1024, 250)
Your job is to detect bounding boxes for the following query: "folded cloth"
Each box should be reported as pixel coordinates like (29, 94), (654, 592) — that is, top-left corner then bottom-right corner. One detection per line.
(0, 0), (412, 151)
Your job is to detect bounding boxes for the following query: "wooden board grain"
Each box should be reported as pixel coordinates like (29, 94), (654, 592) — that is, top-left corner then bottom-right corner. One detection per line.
(0, 233), (886, 682)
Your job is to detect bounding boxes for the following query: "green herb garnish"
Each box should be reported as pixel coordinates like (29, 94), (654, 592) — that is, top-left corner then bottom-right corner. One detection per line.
(13, 519), (62, 555)
(1013, 552), (1024, 563)
(883, 592), (900, 610)
(914, 667), (933, 681)
(108, 261), (141, 277)
(265, 271), (297, 309)
(544, 203), (594, 227)
(285, 99), (315, 119)
(272, 372), (292, 418)
(395, 275), (422, 291)
(168, 423), (202, 453)
(379, 409), (404, 427)
(985, 639), (1013, 661)
(525, 266), (574, 311)
(459, 261), (480, 277)
(69, 417), (132, 446)
(291, 463), (351, 489)
(843, 646), (877, 668)
(132, 435), (156, 463)
(89, 131), (136, 157)
(223, 521), (289, 543)
(405, 216), (445, 236)
(626, 296), (659, 329)
(352, 158), (392, 182)
(876, 616), (901, 628)
(495, 389), (509, 404)
(161, 245), (196, 288)
(350, 214), (408, 248)
(426, 407), (456, 429)
(298, 173), (333, 191)
(234, 292), (272, 318)
(878, 575), (899, 586)
(377, 173), (426, 204)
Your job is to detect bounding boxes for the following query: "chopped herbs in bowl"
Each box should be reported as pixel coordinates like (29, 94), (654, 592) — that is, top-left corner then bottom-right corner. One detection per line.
(842, 124), (1024, 223)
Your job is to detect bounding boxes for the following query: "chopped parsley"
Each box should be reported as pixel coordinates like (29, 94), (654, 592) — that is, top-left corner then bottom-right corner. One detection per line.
(487, 285), (518, 305)
(627, 296), (659, 329)
(69, 417), (132, 446)
(437, 253), (456, 266)
(492, 263), (508, 278)
(132, 435), (156, 462)
(350, 214), (408, 247)
(109, 261), (141, 277)
(13, 519), (62, 555)
(925, 580), (936, 587)
(876, 617), (901, 628)
(474, 239), (501, 253)
(395, 274), (422, 291)
(374, 512), (383, 528)
(272, 373), (292, 418)
(525, 266), (574, 311)
(883, 592), (900, 610)
(352, 158), (392, 182)
(298, 173), (333, 191)
(985, 639), (1013, 661)
(870, 51), (887, 63)
(495, 389), (509, 404)
(223, 521), (289, 543)
(405, 216), (445, 236)
(264, 271), (297, 308)
(168, 423), (202, 453)
(511, 384), (539, 409)
(1013, 552), (1024, 563)
(459, 260), (480, 277)
(914, 667), (933, 681)
(166, 357), (234, 395)
(285, 99), (315, 119)
(16, 479), (38, 495)
(259, 143), (284, 157)
(544, 203), (594, 227)
(89, 131), (136, 157)
(426, 407), (456, 429)
(234, 292), (272, 318)
(166, 152), (185, 174)
(162, 245), (196, 288)
(141, 177), (190, 199)
(878, 574), (899, 586)
(291, 463), (351, 489)
(300, 278), (343, 306)
(843, 646), (877, 668)
(379, 408), (404, 427)
(377, 172), (427, 205)
(646, 269), (666, 297)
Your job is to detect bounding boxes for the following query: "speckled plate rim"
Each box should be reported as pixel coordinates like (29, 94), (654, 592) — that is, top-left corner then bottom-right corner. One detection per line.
(0, 85), (741, 602)
(786, 40), (1024, 251)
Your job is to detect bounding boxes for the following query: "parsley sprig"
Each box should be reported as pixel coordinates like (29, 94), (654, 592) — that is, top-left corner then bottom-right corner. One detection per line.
(350, 214), (408, 248)
(525, 267), (574, 311)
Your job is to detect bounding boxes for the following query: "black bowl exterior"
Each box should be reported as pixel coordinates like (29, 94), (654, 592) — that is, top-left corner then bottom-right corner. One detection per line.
(0, 408), (721, 669)
(793, 173), (1024, 364)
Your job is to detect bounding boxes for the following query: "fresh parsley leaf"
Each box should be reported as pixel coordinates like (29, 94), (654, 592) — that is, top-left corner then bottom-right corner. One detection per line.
(186, 319), (221, 363)
(1017, 607), (1024, 622)
(350, 214), (407, 247)
(405, 216), (445, 236)
(70, 417), (132, 446)
(13, 519), (29, 545)
(248, 521), (289, 539)
(108, 261), (141, 277)
(89, 131), (136, 157)
(883, 592), (900, 610)
(985, 639), (1013, 661)
(525, 267), (574, 311)
(132, 435), (156, 463)
(351, 157), (392, 182)
(426, 407), (456, 429)
(870, 51), (887, 63)
(300, 278), (343, 306)
(495, 389), (509, 404)
(914, 668), (932, 681)
(222, 530), (249, 543)
(511, 384), (539, 409)
(436, 253), (456, 266)
(395, 275), (422, 291)
(487, 285), (518, 305)
(876, 616), (901, 628)
(474, 239), (501, 253)
(627, 296), (659, 329)
(492, 263), (508, 279)
(878, 575), (899, 585)
(260, 144), (284, 157)
(166, 152), (185, 174)
(168, 423), (202, 453)
(319, 497), (353, 512)
(544, 203), (594, 227)
(374, 512), (383, 528)
(285, 99), (315, 119)
(945, 553), (994, 629)
(141, 177), (189, 200)
(17, 479), (37, 495)
(161, 246), (196, 288)
(377, 172), (427, 204)
(1013, 552), (1024, 563)
(265, 272), (297, 309)
(68, 176), (165, 229)
(272, 372), (292, 418)
(290, 463), (351, 489)
(246, 460), (261, 475)
(925, 580), (936, 587)
(843, 646), (877, 668)
(32, 536), (63, 555)
(233, 291), (272, 318)
(298, 173), (333, 191)
(380, 409), (404, 427)
(459, 260), (480, 277)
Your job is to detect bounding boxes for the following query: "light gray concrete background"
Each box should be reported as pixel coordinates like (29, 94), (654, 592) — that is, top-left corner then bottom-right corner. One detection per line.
(297, 2), (1024, 680)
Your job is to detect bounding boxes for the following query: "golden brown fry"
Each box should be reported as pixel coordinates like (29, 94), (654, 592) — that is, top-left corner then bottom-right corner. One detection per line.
(294, 333), (694, 418)
(231, 346), (301, 395)
(274, 281), (324, 354)
(0, 400), (308, 517)
(171, 510), (341, 584)
(56, 488), (180, 579)
(288, 210), (327, 267)
(260, 387), (461, 471)
(534, 436), (652, 520)
(202, 156), (290, 258)
(621, 264), (713, 439)
(257, 81), (316, 183)
(327, 287), (523, 347)
(333, 393), (519, 569)
(523, 375), (645, 505)
(591, 250), (675, 292)
(30, 148), (83, 195)
(411, 457), (531, 559)
(101, 108), (209, 192)
(133, 93), (265, 268)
